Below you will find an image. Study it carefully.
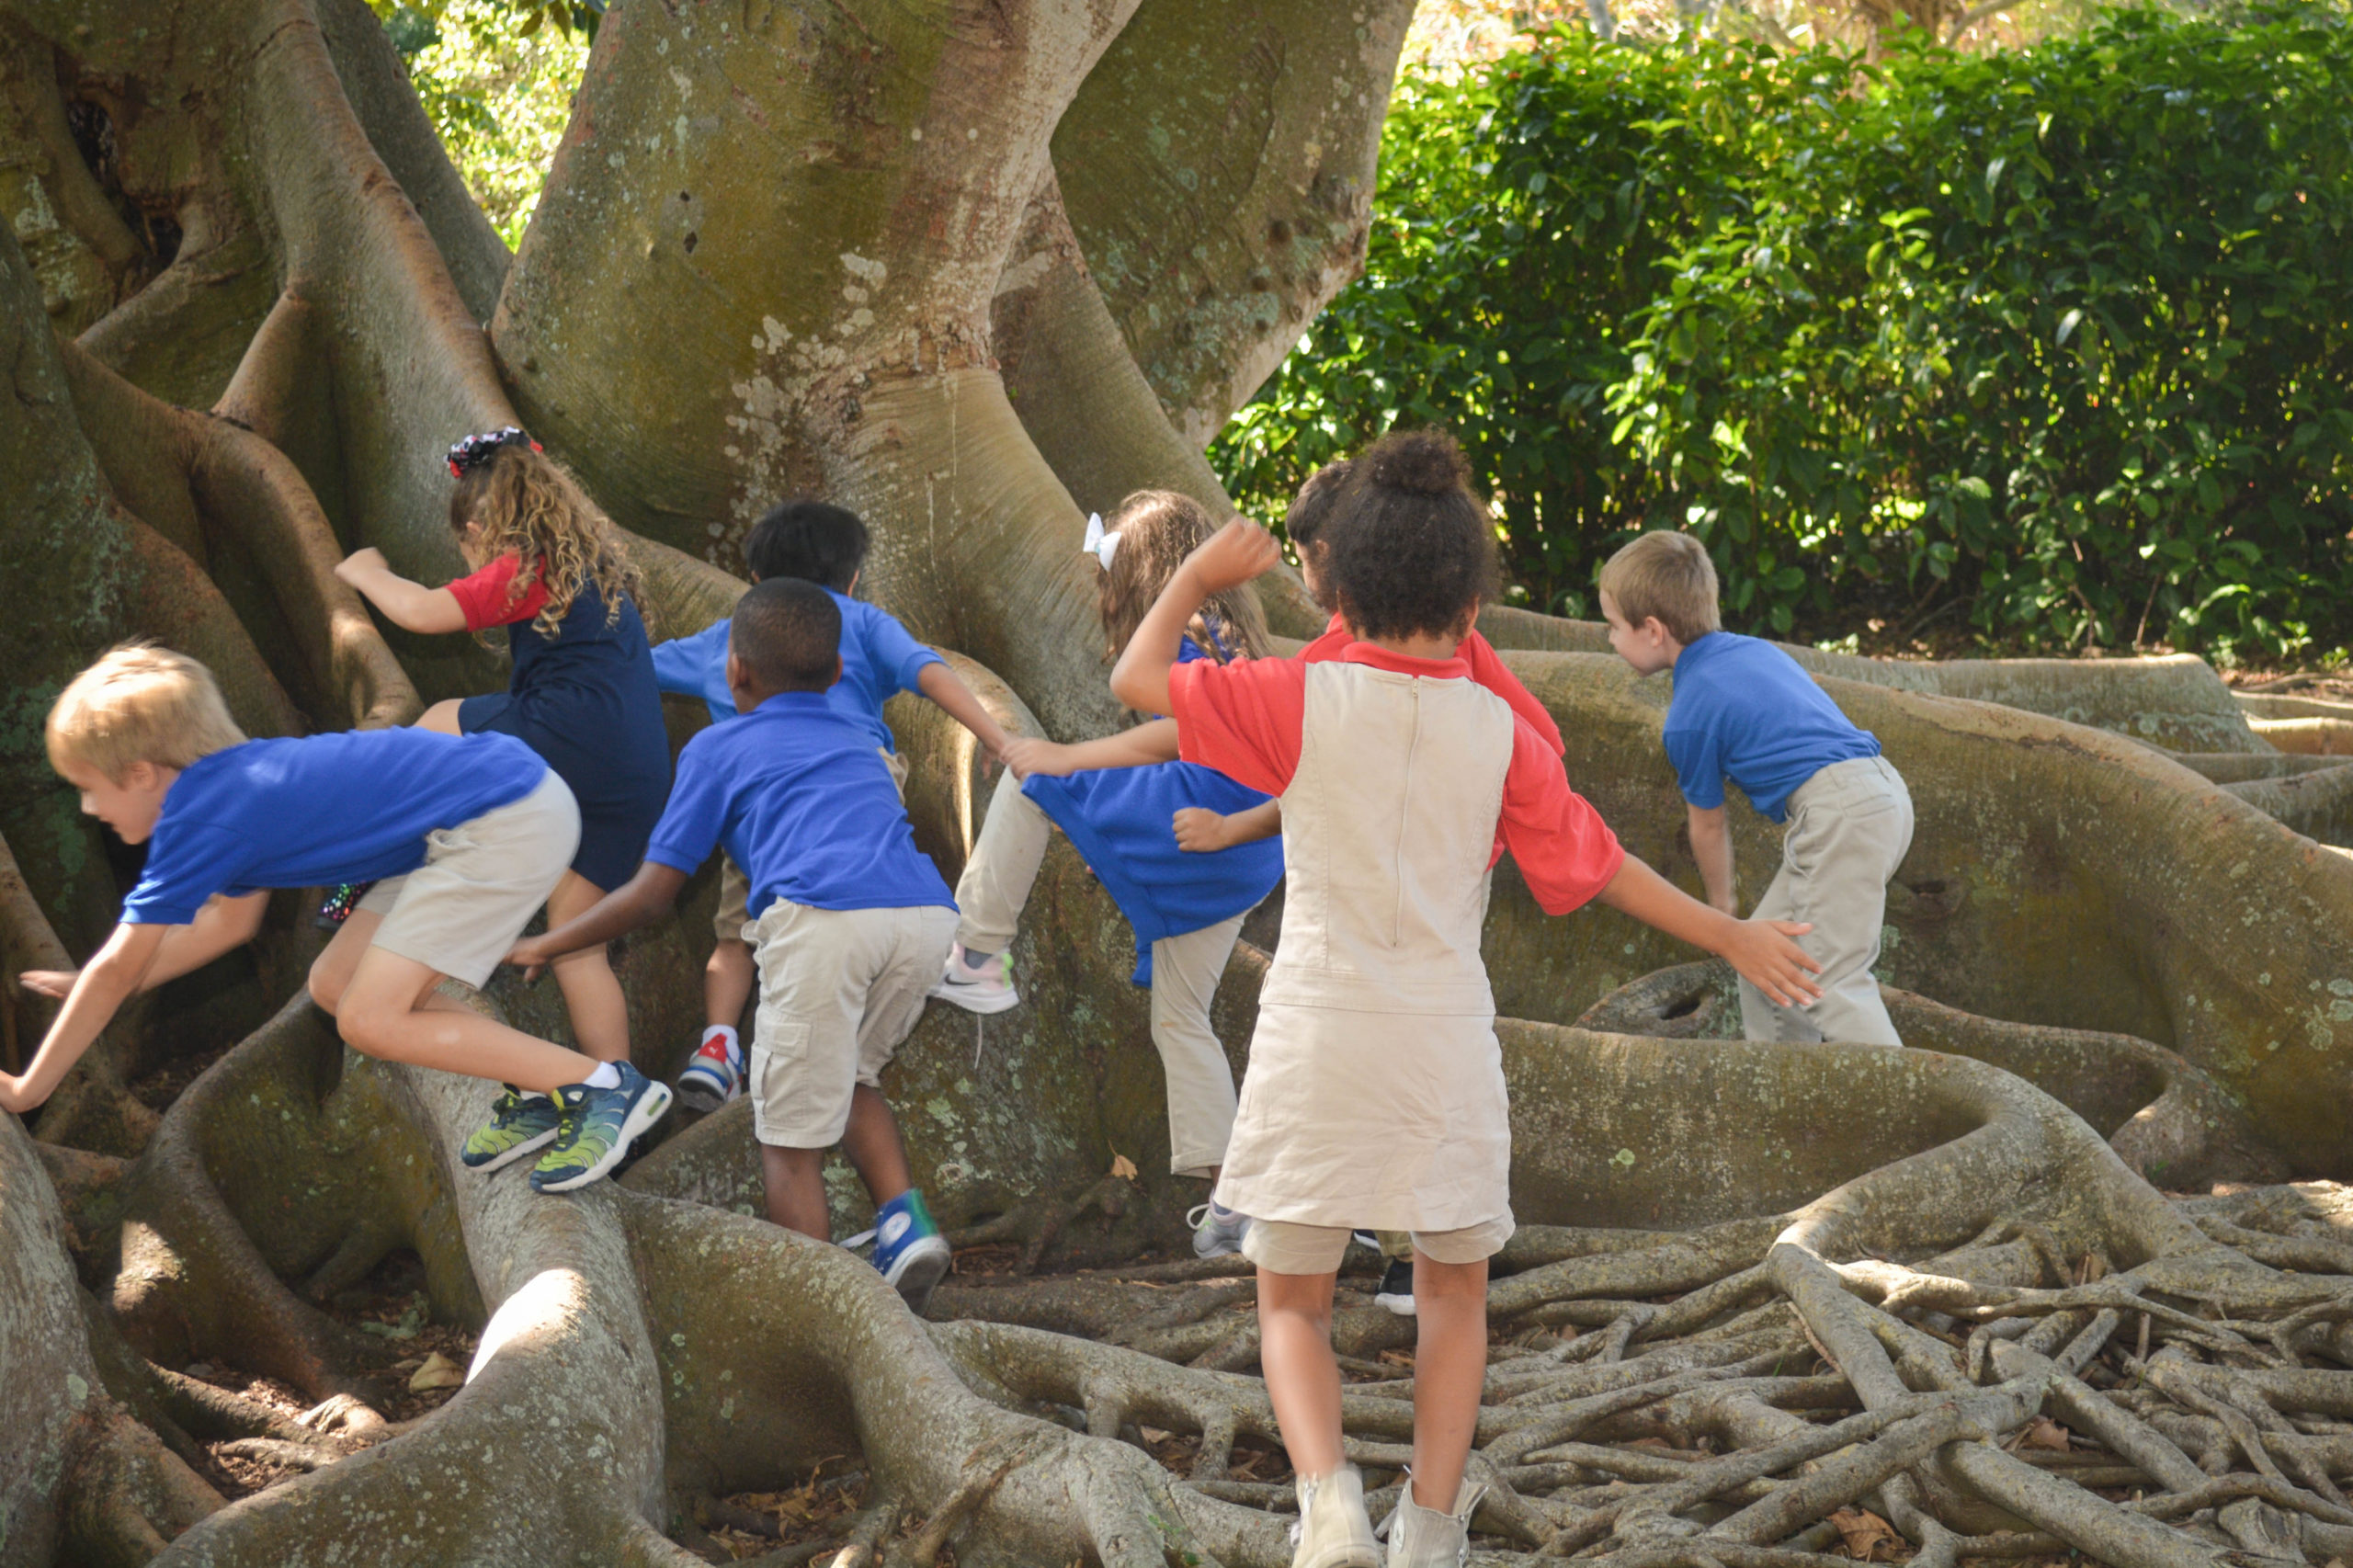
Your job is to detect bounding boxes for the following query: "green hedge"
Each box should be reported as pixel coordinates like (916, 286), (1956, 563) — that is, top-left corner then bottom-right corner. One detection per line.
(1210, 6), (2353, 657)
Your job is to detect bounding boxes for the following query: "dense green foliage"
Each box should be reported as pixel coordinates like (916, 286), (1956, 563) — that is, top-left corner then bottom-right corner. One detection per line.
(1211, 7), (2353, 656)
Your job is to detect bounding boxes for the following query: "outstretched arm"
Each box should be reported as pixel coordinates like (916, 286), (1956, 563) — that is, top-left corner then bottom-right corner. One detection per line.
(1687, 803), (1738, 915)
(915, 663), (1013, 771)
(510, 863), (690, 977)
(1596, 855), (1821, 1007)
(1001, 719), (1182, 778)
(0, 920), (169, 1113)
(1175, 798), (1282, 852)
(335, 547), (468, 634)
(1108, 520), (1280, 716)
(20, 891), (270, 1002)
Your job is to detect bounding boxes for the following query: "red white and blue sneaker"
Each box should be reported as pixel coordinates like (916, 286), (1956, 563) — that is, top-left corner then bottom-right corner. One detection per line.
(870, 1189), (951, 1312)
(676, 1027), (743, 1114)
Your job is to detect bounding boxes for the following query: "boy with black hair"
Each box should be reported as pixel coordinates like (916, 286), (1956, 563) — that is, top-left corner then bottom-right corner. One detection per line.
(651, 498), (1012, 1111)
(517, 578), (959, 1307)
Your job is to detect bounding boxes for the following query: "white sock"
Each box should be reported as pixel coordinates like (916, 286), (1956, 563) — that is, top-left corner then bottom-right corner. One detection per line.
(583, 1062), (621, 1089)
(701, 1024), (741, 1062)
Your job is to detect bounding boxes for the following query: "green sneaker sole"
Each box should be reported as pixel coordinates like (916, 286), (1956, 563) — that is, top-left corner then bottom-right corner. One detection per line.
(533, 1081), (674, 1194)
(461, 1122), (563, 1174)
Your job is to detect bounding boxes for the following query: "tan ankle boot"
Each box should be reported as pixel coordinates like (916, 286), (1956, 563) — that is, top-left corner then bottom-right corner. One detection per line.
(1290, 1464), (1380, 1568)
(1381, 1473), (1485, 1568)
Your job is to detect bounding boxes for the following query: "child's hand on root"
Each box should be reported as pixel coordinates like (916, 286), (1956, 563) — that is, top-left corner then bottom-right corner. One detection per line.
(1182, 519), (1281, 596)
(0, 1072), (36, 1115)
(334, 546), (390, 585)
(17, 969), (76, 1000)
(1001, 738), (1076, 778)
(506, 936), (554, 983)
(1721, 919), (1822, 1009)
(1172, 808), (1236, 853)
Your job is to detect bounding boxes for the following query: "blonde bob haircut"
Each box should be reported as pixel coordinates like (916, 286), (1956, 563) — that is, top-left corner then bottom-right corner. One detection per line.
(1597, 531), (1722, 646)
(47, 643), (247, 782)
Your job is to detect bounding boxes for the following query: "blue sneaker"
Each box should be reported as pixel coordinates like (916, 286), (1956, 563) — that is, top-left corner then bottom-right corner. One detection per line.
(529, 1063), (674, 1194)
(871, 1189), (950, 1311)
(461, 1085), (563, 1171)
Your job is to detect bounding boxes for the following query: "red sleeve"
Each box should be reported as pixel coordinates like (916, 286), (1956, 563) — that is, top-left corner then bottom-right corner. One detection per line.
(446, 554), (551, 631)
(1499, 716), (1625, 914)
(1463, 631), (1564, 757)
(1169, 657), (1308, 796)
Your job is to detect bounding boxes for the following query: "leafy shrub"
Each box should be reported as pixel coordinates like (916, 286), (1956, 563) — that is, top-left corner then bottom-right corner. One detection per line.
(1211, 6), (2353, 657)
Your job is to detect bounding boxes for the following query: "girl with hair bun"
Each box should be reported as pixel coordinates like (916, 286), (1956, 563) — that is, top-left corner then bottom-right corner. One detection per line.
(335, 431), (670, 1147)
(1110, 426), (1823, 1568)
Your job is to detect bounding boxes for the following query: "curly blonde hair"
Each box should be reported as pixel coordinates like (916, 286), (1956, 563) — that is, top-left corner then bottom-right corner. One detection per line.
(1095, 491), (1269, 665)
(449, 443), (647, 637)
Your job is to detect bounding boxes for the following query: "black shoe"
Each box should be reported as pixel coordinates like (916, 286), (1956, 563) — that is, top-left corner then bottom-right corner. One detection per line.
(314, 882), (373, 930)
(1374, 1256), (1415, 1317)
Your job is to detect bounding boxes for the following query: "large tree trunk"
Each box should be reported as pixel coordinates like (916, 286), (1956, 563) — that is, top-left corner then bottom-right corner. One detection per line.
(9, 2), (2353, 1564)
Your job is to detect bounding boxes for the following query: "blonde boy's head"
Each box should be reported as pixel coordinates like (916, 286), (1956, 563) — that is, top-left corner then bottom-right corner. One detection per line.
(1597, 532), (1721, 645)
(47, 644), (246, 783)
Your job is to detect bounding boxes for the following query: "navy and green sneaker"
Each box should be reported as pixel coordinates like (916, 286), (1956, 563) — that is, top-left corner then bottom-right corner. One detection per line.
(871, 1188), (951, 1312)
(529, 1063), (673, 1194)
(461, 1085), (564, 1172)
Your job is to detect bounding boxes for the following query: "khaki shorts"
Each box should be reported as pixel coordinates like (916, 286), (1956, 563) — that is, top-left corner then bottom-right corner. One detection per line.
(1241, 1212), (1515, 1276)
(714, 747), (909, 945)
(745, 896), (956, 1148)
(358, 772), (579, 989)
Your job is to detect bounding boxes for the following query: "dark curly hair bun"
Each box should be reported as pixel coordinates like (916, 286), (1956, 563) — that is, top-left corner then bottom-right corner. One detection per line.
(1323, 425), (1499, 642)
(1364, 428), (1469, 496)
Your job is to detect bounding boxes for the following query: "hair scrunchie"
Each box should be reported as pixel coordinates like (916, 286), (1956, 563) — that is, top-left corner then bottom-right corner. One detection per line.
(446, 426), (541, 479)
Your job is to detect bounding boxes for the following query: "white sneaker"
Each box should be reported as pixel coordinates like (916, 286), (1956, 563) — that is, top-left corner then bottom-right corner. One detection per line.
(1290, 1465), (1379, 1568)
(1188, 1201), (1251, 1259)
(927, 943), (1019, 1015)
(1380, 1473), (1485, 1568)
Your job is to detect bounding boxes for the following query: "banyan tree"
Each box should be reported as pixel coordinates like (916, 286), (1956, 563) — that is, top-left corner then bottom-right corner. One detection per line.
(8, 1), (2353, 1563)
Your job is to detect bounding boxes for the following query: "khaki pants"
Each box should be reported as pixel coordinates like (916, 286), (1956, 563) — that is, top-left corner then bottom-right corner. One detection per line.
(950, 770), (1050, 955)
(1244, 1213), (1515, 1276)
(1740, 756), (1914, 1048)
(1153, 914), (1245, 1177)
(745, 897), (957, 1147)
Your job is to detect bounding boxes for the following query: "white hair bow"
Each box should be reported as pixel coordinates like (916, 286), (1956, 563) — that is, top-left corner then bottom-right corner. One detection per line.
(1082, 512), (1121, 572)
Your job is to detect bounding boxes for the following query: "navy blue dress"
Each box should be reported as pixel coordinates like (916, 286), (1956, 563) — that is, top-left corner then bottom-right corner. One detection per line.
(451, 559), (670, 892)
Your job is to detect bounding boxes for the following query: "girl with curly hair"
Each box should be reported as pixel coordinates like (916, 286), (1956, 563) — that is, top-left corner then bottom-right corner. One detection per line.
(335, 430), (670, 1108)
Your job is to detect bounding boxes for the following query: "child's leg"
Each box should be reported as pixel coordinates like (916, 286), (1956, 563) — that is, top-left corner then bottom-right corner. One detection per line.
(1737, 761), (1913, 1047)
(838, 905), (954, 1205)
(838, 1085), (914, 1206)
(335, 942), (602, 1089)
(949, 772), (1051, 959)
(545, 870), (631, 1062)
(1405, 1250), (1490, 1510)
(1245, 1221), (1355, 1476)
(760, 1144), (831, 1238)
(1147, 914), (1245, 1178)
(704, 940), (756, 1031)
(416, 699), (465, 735)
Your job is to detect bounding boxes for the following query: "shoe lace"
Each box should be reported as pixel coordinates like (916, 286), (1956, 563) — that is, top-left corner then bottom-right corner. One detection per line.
(1186, 1203), (1212, 1231)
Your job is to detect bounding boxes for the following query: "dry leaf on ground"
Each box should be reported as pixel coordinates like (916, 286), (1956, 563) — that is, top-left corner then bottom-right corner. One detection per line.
(1829, 1506), (1904, 1561)
(408, 1352), (464, 1392)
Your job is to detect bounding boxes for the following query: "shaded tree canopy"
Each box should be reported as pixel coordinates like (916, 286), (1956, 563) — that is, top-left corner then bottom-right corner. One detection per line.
(7, 3), (2353, 1566)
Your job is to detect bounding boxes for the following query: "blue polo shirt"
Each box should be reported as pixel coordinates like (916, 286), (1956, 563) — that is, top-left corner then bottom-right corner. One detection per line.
(121, 730), (548, 926)
(1664, 632), (1880, 823)
(648, 589), (944, 751)
(643, 691), (953, 916)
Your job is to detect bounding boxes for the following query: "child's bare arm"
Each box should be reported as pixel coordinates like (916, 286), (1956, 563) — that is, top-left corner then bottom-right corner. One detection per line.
(1687, 803), (1737, 914)
(1003, 720), (1181, 778)
(510, 862), (689, 976)
(1109, 520), (1280, 716)
(0, 921), (169, 1112)
(20, 891), (269, 1001)
(335, 547), (468, 634)
(1175, 798), (1281, 852)
(915, 662), (1012, 768)
(1595, 854), (1821, 1007)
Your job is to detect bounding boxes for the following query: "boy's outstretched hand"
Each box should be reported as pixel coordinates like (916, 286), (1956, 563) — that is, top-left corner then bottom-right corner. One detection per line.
(18, 969), (75, 1000)
(1184, 518), (1281, 596)
(1718, 917), (1823, 1009)
(506, 933), (556, 983)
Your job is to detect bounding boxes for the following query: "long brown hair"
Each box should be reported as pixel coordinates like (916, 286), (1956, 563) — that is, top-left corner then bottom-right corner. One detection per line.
(1094, 490), (1270, 664)
(449, 443), (647, 637)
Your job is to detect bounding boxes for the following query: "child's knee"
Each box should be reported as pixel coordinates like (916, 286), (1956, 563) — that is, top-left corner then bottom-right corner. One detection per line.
(306, 951), (347, 1016)
(335, 996), (404, 1060)
(1412, 1256), (1490, 1301)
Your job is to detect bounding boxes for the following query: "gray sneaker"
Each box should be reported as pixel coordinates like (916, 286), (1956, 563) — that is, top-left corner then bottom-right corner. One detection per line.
(1188, 1200), (1251, 1259)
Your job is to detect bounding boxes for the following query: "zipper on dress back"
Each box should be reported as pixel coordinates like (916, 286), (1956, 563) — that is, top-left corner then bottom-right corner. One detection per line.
(1392, 678), (1422, 948)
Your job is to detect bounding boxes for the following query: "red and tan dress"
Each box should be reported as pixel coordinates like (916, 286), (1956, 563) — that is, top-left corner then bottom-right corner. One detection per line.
(1169, 642), (1626, 1265)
